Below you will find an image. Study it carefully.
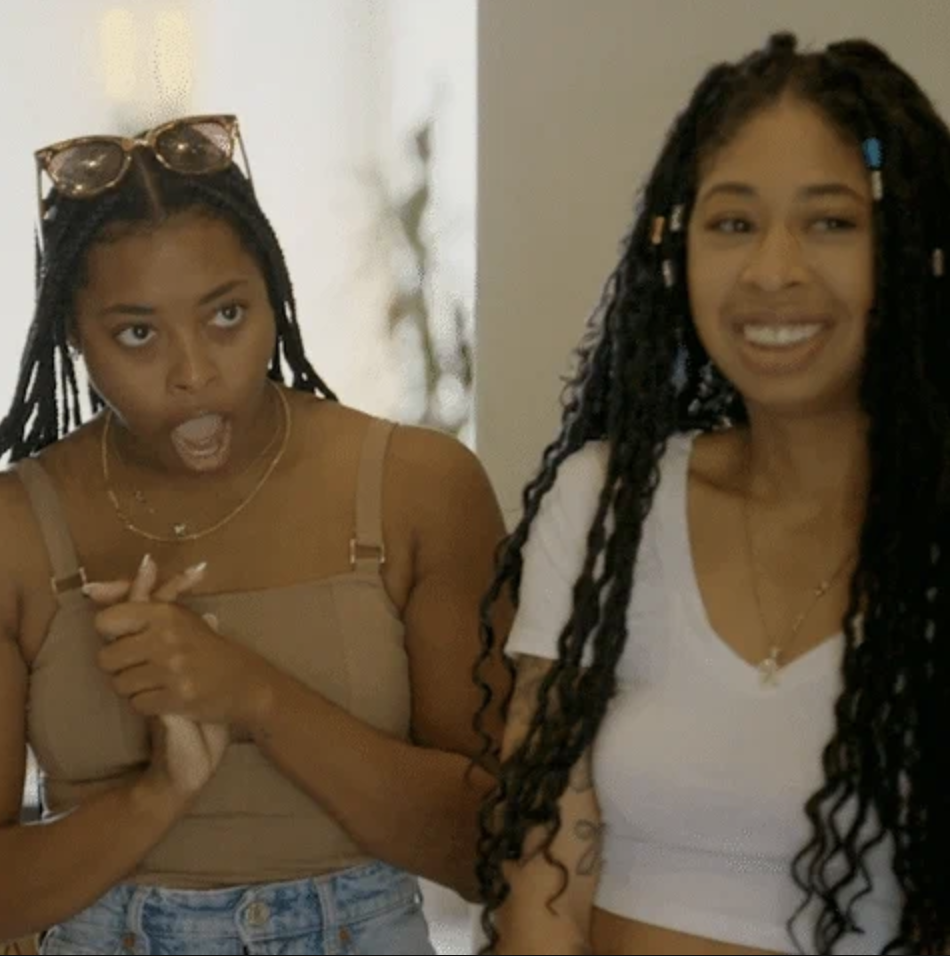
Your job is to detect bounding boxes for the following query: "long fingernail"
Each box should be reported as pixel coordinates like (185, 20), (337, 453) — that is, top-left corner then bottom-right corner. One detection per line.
(184, 561), (208, 583)
(82, 582), (119, 599)
(139, 553), (154, 574)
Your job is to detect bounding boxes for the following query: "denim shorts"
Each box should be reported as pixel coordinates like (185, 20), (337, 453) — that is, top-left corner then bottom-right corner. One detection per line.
(38, 860), (437, 955)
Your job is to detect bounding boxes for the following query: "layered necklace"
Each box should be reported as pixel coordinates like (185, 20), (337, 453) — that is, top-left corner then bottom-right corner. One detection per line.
(102, 381), (291, 544)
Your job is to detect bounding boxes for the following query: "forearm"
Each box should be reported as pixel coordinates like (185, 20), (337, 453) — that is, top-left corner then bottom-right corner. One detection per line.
(490, 888), (592, 955)
(492, 933), (591, 955)
(0, 778), (184, 939)
(492, 912), (592, 955)
(494, 943), (591, 955)
(249, 668), (492, 901)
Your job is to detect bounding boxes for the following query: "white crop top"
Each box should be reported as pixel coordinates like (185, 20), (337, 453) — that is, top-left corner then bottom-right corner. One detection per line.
(504, 432), (903, 954)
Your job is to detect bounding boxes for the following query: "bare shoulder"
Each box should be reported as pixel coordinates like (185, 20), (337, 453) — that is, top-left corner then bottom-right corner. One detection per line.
(0, 424), (103, 577)
(292, 393), (482, 471)
(388, 423), (489, 492)
(0, 464), (51, 662)
(387, 425), (503, 542)
(294, 398), (502, 542)
(0, 465), (46, 610)
(0, 469), (28, 828)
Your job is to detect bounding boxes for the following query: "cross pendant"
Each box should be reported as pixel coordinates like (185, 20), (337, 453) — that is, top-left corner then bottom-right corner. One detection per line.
(173, 523), (188, 538)
(758, 648), (781, 687)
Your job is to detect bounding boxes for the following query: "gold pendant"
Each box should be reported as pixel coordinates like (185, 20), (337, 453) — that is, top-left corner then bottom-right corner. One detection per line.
(758, 648), (781, 686)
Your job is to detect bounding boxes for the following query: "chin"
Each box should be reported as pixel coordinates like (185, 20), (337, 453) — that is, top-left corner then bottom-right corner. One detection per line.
(741, 385), (863, 422)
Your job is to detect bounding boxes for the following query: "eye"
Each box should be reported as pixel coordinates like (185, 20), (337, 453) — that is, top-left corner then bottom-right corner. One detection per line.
(115, 324), (155, 349)
(811, 217), (858, 233)
(211, 301), (247, 328)
(708, 217), (752, 235)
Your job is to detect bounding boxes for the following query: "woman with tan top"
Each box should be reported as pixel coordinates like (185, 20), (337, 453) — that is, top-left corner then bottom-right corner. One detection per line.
(0, 115), (508, 954)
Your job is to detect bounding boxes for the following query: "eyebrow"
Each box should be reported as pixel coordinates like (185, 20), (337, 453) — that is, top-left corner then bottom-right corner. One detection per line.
(99, 278), (249, 318)
(698, 181), (867, 204)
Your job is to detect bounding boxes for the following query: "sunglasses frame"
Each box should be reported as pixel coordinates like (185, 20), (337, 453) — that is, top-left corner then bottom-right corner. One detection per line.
(34, 114), (253, 254)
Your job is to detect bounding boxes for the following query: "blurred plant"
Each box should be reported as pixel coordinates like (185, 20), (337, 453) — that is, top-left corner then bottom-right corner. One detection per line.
(368, 120), (474, 440)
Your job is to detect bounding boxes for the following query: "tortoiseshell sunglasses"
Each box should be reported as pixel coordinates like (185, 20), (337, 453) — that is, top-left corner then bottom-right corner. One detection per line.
(34, 114), (253, 252)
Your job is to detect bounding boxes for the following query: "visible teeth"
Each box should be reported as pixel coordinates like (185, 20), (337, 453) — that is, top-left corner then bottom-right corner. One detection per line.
(173, 414), (224, 445)
(743, 323), (823, 347)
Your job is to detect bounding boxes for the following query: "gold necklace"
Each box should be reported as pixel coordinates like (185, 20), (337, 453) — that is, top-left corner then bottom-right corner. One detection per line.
(741, 485), (855, 687)
(102, 381), (291, 544)
(115, 405), (284, 522)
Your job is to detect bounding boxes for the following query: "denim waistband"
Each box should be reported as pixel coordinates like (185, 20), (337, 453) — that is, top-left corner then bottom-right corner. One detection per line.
(64, 860), (422, 941)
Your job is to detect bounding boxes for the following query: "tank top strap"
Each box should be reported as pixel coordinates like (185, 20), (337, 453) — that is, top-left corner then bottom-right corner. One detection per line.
(350, 418), (397, 576)
(14, 458), (87, 599)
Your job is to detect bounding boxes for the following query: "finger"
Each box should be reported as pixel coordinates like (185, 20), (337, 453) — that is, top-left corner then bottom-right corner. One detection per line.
(110, 663), (166, 699)
(94, 604), (152, 644)
(97, 632), (153, 673)
(81, 580), (132, 605)
(130, 554), (158, 603)
(152, 562), (209, 604)
(128, 689), (178, 718)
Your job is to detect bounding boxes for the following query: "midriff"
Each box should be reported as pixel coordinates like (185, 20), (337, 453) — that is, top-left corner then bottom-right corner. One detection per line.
(591, 908), (784, 955)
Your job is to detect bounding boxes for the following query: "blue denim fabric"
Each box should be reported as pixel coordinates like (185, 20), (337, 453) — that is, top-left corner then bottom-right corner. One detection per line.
(39, 861), (436, 955)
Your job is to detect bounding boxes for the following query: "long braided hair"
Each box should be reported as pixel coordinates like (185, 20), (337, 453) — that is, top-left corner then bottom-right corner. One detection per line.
(0, 138), (336, 464)
(474, 32), (950, 955)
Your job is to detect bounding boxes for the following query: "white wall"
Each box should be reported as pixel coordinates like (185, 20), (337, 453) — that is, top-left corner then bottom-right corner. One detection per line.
(0, 0), (196, 413)
(188, 0), (476, 424)
(0, 0), (475, 432)
(475, 0), (950, 525)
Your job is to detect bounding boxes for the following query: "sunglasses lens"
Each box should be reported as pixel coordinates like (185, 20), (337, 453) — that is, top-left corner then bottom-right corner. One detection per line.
(156, 119), (233, 174)
(47, 142), (126, 197)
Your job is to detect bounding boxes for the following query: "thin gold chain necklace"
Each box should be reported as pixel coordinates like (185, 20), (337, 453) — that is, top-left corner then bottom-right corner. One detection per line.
(114, 402), (284, 520)
(102, 381), (291, 544)
(741, 486), (855, 687)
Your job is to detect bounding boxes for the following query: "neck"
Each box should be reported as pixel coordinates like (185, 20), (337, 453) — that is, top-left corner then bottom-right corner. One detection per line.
(741, 406), (870, 521)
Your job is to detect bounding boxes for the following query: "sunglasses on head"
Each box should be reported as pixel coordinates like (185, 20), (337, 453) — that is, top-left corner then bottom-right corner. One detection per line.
(34, 114), (253, 252)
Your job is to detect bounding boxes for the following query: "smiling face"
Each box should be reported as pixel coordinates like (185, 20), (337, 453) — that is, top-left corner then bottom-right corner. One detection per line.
(686, 95), (876, 418)
(73, 209), (278, 475)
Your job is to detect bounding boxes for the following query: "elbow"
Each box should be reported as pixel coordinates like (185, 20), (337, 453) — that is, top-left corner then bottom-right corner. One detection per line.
(417, 839), (482, 904)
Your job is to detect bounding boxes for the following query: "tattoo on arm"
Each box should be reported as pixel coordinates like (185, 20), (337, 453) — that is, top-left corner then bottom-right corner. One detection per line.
(574, 819), (605, 877)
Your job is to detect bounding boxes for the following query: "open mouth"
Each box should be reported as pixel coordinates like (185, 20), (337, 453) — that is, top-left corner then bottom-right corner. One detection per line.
(732, 318), (833, 375)
(171, 414), (232, 470)
(741, 323), (825, 348)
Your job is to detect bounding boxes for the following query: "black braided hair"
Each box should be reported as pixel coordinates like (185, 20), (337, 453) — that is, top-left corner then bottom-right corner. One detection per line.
(1, 137), (336, 464)
(473, 32), (950, 955)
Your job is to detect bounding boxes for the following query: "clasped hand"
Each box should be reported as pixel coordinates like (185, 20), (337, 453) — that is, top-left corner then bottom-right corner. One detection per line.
(85, 554), (273, 730)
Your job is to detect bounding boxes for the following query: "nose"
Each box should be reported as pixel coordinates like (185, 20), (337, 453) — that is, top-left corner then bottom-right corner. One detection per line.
(740, 225), (807, 293)
(168, 335), (218, 394)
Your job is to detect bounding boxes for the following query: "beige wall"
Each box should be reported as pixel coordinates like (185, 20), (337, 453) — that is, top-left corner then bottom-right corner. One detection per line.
(475, 0), (950, 525)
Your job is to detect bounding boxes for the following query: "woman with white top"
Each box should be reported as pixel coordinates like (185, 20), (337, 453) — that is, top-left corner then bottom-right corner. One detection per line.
(474, 32), (950, 955)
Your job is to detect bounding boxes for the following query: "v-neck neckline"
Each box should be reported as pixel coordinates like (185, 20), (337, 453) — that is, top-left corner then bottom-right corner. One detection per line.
(661, 431), (843, 696)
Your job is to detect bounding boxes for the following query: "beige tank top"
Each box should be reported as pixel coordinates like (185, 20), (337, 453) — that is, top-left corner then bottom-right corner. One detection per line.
(18, 418), (411, 887)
